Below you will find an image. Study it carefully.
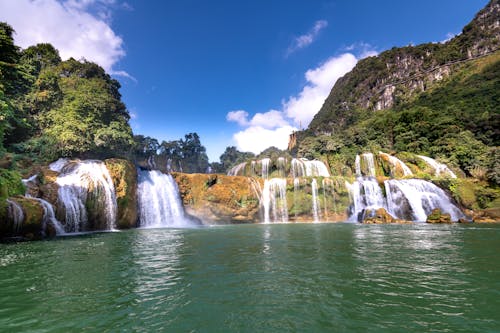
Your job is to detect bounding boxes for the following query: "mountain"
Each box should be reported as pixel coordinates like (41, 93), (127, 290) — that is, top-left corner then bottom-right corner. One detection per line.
(295, 0), (499, 183)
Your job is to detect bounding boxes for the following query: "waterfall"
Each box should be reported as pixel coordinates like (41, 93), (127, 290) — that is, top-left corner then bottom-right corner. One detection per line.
(137, 169), (191, 227)
(355, 153), (376, 177)
(277, 157), (286, 178)
(260, 158), (271, 179)
(363, 153), (376, 177)
(379, 152), (413, 176)
(251, 161), (257, 176)
(293, 178), (301, 219)
(6, 199), (24, 233)
(385, 179), (464, 221)
(291, 158), (306, 178)
(22, 173), (65, 236)
(291, 158), (330, 177)
(227, 162), (247, 176)
(311, 179), (320, 222)
(355, 155), (361, 177)
(262, 178), (288, 223)
(32, 198), (66, 235)
(322, 178), (337, 217)
(54, 160), (117, 233)
(346, 177), (386, 222)
(417, 155), (457, 178)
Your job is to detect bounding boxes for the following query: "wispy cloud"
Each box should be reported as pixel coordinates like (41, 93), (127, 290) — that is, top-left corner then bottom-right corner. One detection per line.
(286, 20), (328, 57)
(0, 0), (132, 79)
(226, 49), (376, 155)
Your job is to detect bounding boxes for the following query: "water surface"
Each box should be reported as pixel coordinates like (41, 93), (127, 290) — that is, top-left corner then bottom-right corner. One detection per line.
(1, 223), (499, 332)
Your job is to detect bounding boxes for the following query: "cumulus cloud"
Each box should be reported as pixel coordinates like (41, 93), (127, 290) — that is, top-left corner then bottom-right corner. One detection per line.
(0, 0), (129, 77)
(283, 53), (358, 127)
(233, 125), (298, 154)
(286, 20), (328, 56)
(228, 49), (377, 154)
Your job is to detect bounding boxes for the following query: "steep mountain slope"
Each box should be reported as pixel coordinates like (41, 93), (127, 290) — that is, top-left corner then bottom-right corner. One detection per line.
(296, 0), (499, 183)
(309, 0), (499, 135)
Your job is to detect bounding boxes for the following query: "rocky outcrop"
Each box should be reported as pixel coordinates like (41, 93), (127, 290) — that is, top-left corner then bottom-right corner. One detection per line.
(363, 208), (411, 224)
(426, 208), (452, 223)
(472, 208), (500, 223)
(0, 196), (45, 241)
(105, 159), (138, 229)
(172, 173), (261, 224)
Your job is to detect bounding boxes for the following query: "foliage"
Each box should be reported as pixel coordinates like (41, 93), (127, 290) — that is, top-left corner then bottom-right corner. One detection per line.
(218, 146), (255, 173)
(0, 168), (24, 198)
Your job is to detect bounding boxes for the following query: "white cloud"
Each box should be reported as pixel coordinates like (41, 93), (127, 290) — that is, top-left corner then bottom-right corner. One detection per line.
(233, 125), (298, 154)
(286, 20), (328, 56)
(227, 49), (377, 155)
(283, 53), (358, 127)
(226, 110), (249, 126)
(0, 0), (129, 77)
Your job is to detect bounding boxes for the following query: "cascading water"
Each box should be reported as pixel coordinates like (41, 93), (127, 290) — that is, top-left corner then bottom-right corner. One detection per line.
(277, 157), (286, 178)
(53, 159), (117, 232)
(6, 199), (24, 233)
(33, 198), (66, 235)
(137, 169), (191, 227)
(261, 158), (271, 179)
(227, 162), (247, 176)
(291, 158), (330, 177)
(346, 177), (386, 222)
(322, 178), (337, 217)
(379, 152), (413, 176)
(355, 153), (376, 177)
(311, 179), (320, 222)
(384, 179), (464, 221)
(417, 155), (457, 178)
(262, 178), (288, 223)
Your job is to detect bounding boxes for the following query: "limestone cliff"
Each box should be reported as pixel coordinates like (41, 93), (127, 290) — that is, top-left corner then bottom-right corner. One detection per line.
(172, 173), (261, 224)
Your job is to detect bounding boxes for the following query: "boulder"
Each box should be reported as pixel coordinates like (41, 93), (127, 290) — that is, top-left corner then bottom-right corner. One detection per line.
(472, 208), (500, 223)
(0, 196), (45, 241)
(426, 208), (452, 223)
(363, 208), (412, 224)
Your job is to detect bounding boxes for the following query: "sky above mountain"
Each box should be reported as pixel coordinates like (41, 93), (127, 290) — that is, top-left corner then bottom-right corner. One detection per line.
(0, 0), (489, 161)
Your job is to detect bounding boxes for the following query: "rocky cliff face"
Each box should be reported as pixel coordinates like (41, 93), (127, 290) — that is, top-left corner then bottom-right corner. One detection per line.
(309, 0), (500, 134)
(172, 173), (262, 224)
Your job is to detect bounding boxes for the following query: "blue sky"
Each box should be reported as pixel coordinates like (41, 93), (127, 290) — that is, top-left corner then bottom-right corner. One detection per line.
(0, 0), (489, 161)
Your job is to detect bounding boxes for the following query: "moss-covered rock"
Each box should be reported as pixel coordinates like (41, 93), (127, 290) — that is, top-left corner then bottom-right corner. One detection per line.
(363, 207), (412, 224)
(104, 158), (138, 229)
(0, 196), (45, 241)
(172, 172), (261, 224)
(426, 208), (452, 223)
(472, 208), (500, 223)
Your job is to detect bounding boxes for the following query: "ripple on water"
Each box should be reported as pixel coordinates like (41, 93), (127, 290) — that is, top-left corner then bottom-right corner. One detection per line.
(0, 223), (499, 332)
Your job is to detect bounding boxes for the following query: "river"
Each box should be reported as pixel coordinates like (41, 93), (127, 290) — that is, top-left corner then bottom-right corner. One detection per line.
(1, 223), (499, 332)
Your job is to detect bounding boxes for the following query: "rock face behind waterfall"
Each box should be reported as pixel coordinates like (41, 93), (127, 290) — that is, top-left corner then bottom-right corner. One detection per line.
(0, 197), (45, 240)
(172, 173), (261, 224)
(105, 159), (138, 229)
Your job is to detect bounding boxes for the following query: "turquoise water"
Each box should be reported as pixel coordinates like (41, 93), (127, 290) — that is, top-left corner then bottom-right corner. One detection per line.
(1, 223), (499, 332)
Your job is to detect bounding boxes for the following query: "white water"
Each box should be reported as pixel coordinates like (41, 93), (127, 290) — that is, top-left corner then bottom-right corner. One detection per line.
(55, 160), (117, 232)
(379, 152), (413, 176)
(262, 178), (288, 223)
(355, 153), (376, 177)
(385, 179), (464, 221)
(137, 169), (191, 227)
(277, 157), (286, 178)
(291, 158), (330, 177)
(260, 158), (271, 179)
(6, 199), (24, 233)
(32, 198), (66, 235)
(417, 155), (457, 178)
(227, 162), (247, 176)
(346, 177), (386, 222)
(311, 179), (320, 222)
